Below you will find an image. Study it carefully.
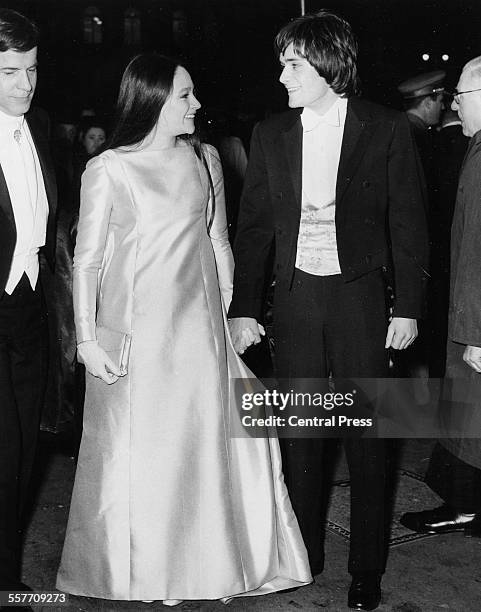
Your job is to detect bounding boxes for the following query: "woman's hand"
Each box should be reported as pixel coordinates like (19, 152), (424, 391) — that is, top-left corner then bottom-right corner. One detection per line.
(228, 317), (265, 355)
(77, 340), (123, 384)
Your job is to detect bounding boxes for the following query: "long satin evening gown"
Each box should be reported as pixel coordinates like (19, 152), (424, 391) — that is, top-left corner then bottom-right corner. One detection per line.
(56, 143), (311, 601)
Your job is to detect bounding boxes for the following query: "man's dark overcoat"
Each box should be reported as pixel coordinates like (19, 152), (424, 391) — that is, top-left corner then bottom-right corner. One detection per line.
(443, 131), (481, 469)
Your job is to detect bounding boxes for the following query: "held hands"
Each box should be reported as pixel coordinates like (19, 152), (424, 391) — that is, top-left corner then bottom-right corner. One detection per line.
(228, 317), (265, 355)
(385, 317), (418, 350)
(77, 340), (123, 384)
(229, 316), (417, 353)
(463, 345), (481, 373)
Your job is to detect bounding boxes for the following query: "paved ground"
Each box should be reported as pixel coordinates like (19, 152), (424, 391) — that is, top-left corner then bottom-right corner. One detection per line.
(19, 435), (481, 612)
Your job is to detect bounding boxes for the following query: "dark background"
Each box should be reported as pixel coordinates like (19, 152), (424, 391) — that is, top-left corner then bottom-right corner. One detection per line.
(5, 0), (481, 123)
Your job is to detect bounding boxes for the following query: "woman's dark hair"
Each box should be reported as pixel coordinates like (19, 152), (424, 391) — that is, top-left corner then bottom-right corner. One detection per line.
(0, 8), (39, 52)
(275, 10), (359, 97)
(106, 53), (203, 153)
(106, 54), (178, 150)
(106, 53), (214, 231)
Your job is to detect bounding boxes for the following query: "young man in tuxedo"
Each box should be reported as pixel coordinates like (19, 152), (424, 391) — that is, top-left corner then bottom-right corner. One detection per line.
(0, 9), (56, 603)
(228, 11), (428, 611)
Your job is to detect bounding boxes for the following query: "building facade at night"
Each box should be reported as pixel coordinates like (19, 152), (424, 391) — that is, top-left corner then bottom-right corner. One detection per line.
(4, 1), (481, 122)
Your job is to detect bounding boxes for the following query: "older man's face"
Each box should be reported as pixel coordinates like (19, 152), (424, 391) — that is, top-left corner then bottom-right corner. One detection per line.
(452, 67), (481, 137)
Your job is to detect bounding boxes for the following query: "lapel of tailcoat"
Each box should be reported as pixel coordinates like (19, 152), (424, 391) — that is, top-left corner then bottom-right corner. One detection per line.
(336, 98), (373, 212)
(280, 99), (375, 217)
(281, 109), (303, 210)
(26, 112), (56, 213)
(0, 156), (15, 231)
(26, 110), (57, 266)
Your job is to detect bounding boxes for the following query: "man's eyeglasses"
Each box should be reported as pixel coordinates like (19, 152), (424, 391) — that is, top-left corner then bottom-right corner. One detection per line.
(448, 87), (481, 103)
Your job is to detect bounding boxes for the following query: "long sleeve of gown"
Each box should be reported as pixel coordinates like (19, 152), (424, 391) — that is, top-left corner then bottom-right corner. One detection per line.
(73, 155), (113, 343)
(205, 144), (234, 311)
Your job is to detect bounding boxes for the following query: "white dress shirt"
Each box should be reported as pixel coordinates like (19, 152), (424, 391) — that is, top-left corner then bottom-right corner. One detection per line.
(295, 96), (348, 276)
(0, 109), (49, 294)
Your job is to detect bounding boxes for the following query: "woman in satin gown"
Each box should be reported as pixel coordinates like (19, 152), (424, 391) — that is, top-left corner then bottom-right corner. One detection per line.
(56, 53), (311, 604)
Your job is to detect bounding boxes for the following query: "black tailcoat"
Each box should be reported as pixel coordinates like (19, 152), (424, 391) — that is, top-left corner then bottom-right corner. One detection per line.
(229, 97), (429, 322)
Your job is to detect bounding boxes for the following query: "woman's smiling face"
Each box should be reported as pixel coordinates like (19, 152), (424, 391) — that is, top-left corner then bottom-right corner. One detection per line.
(157, 66), (201, 138)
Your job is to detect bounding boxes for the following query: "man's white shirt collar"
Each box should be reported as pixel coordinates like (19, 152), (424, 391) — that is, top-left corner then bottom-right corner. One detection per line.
(301, 97), (348, 132)
(0, 107), (24, 131)
(441, 120), (462, 129)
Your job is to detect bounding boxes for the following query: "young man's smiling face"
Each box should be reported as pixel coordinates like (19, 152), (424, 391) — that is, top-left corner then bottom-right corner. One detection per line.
(279, 42), (339, 115)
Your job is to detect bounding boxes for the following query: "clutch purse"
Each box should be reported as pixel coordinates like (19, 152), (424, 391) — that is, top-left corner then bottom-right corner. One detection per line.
(95, 325), (132, 376)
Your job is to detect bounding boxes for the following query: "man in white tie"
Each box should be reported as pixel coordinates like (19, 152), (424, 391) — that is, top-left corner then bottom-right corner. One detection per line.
(0, 9), (56, 601)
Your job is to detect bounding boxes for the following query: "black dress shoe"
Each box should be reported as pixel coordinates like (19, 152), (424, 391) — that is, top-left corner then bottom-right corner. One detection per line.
(348, 573), (381, 611)
(464, 514), (481, 537)
(400, 505), (474, 534)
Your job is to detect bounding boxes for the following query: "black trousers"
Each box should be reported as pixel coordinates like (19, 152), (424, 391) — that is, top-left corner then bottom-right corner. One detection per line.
(426, 443), (481, 514)
(0, 274), (46, 588)
(274, 269), (389, 575)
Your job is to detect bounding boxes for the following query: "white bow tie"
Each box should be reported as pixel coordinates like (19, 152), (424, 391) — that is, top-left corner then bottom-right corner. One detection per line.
(301, 105), (342, 132)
